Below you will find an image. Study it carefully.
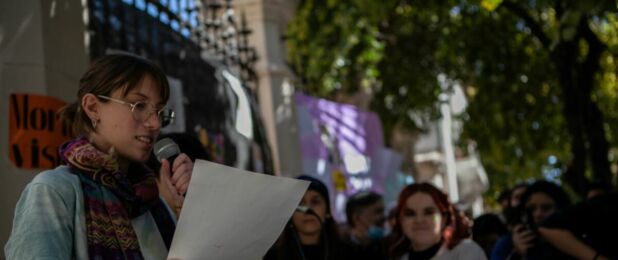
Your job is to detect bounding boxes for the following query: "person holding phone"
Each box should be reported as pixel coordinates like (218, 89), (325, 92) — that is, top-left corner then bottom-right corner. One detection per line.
(491, 180), (571, 260)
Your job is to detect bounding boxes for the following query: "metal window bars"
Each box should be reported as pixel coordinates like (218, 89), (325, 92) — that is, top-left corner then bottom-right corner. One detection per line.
(88, 0), (258, 90)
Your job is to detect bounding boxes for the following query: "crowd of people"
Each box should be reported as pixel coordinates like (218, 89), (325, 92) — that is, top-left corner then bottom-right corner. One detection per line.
(265, 176), (617, 260)
(4, 54), (617, 260)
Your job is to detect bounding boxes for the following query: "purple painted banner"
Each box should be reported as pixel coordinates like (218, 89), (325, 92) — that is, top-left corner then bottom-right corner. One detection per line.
(295, 93), (403, 222)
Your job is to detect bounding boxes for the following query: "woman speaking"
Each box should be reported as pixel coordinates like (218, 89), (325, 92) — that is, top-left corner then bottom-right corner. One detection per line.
(5, 54), (193, 260)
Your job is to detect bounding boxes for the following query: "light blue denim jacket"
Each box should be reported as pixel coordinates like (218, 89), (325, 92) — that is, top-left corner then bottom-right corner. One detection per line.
(5, 166), (175, 260)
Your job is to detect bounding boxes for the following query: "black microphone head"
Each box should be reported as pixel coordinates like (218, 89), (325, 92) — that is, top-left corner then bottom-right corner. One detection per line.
(153, 138), (180, 162)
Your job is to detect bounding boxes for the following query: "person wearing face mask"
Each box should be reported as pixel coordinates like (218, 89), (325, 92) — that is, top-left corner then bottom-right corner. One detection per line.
(343, 191), (386, 259)
(264, 175), (353, 260)
(5, 54), (193, 260)
(387, 183), (486, 260)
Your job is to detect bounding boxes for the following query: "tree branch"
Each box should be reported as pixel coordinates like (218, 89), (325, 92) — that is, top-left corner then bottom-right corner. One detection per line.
(500, 0), (551, 49)
(576, 15), (606, 95)
(554, 0), (564, 19)
(580, 16), (606, 69)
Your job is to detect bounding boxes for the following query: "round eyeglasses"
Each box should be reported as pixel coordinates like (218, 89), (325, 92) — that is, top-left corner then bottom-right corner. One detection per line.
(97, 95), (175, 127)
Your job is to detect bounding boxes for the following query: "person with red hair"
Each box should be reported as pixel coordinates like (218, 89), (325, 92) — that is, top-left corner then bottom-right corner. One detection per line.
(387, 183), (486, 260)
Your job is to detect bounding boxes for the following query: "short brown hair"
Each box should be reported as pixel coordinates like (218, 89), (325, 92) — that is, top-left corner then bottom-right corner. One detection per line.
(59, 54), (170, 136)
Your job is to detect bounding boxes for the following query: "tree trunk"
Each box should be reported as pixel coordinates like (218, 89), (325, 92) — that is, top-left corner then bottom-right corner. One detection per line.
(578, 19), (612, 186)
(554, 20), (611, 196)
(553, 40), (589, 195)
(584, 101), (611, 184)
(501, 2), (612, 195)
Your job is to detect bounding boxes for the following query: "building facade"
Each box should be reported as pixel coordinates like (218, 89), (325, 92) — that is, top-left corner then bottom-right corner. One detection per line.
(0, 0), (290, 247)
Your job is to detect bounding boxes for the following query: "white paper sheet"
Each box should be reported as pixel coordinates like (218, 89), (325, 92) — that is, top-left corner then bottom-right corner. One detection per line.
(167, 159), (309, 260)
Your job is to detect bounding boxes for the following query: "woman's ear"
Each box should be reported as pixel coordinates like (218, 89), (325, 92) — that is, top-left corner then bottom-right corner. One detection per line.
(81, 93), (100, 122)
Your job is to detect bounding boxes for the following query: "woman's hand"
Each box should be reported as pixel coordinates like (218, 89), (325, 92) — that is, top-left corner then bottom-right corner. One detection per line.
(512, 224), (536, 256)
(169, 153), (193, 195)
(158, 153), (193, 216)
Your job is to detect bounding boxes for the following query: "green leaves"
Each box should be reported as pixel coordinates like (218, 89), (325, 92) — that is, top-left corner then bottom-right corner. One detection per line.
(286, 0), (618, 197)
(481, 0), (503, 11)
(286, 0), (387, 97)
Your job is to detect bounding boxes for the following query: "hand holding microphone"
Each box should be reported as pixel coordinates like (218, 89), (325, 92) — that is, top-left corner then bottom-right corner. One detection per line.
(154, 138), (194, 215)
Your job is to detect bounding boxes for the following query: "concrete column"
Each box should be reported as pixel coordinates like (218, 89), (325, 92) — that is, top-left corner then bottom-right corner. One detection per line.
(234, 0), (302, 177)
(0, 0), (88, 247)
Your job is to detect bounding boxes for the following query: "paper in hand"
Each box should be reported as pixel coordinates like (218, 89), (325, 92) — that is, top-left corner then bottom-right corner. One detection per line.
(167, 159), (309, 260)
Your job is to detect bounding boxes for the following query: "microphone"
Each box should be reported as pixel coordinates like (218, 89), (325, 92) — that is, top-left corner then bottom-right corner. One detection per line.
(153, 138), (181, 169)
(153, 138), (190, 197)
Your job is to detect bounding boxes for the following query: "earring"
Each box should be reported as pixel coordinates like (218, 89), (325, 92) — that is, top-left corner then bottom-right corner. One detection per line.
(91, 119), (97, 129)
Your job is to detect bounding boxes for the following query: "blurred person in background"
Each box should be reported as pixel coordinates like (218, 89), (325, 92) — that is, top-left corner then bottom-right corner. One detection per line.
(503, 183), (528, 229)
(539, 189), (617, 260)
(491, 180), (571, 260)
(264, 175), (353, 260)
(343, 191), (386, 259)
(387, 183), (486, 260)
(497, 189), (511, 212)
(472, 213), (509, 257)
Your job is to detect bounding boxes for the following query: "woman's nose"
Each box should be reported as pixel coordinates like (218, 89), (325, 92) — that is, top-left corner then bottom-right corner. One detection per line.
(143, 112), (161, 129)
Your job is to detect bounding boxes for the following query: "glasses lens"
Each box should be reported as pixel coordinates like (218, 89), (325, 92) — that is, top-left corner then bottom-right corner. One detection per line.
(158, 109), (175, 127)
(130, 101), (174, 127)
(131, 101), (151, 122)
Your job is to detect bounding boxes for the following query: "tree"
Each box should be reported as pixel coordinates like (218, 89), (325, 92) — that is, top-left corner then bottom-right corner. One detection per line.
(286, 0), (618, 196)
(477, 0), (616, 195)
